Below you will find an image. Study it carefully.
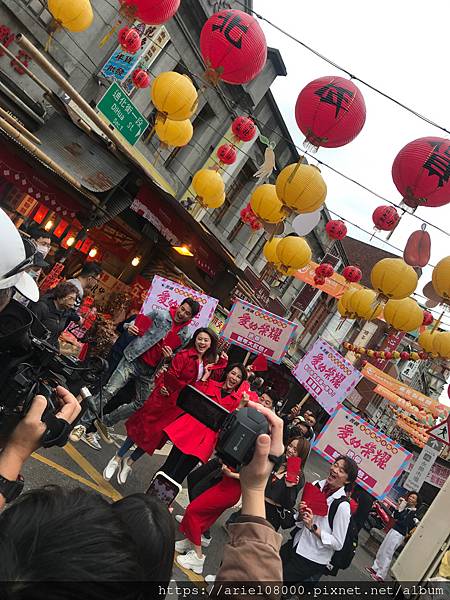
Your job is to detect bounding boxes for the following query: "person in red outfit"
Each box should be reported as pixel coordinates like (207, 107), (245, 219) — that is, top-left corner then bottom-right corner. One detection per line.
(159, 363), (248, 485)
(102, 328), (224, 485)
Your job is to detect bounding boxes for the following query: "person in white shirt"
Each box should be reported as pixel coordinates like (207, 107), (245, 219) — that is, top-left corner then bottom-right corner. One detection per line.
(280, 455), (358, 582)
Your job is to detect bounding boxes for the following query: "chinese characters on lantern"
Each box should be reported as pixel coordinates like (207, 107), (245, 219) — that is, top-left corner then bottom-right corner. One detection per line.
(313, 404), (412, 499)
(293, 338), (362, 414)
(221, 299), (297, 363)
(314, 83), (354, 118)
(423, 140), (450, 188)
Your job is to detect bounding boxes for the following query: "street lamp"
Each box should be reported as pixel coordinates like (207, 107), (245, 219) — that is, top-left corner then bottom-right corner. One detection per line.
(131, 256), (141, 267)
(172, 244), (194, 257)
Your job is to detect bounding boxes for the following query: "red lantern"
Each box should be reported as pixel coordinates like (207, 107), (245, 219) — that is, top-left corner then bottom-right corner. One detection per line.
(400, 351), (410, 360)
(118, 27), (141, 54)
(342, 265), (362, 283)
(132, 68), (151, 89)
(314, 274), (326, 286)
(232, 116), (256, 142)
(392, 137), (450, 208)
(325, 219), (347, 240)
(422, 311), (434, 326)
(217, 143), (237, 165)
(120, 0), (180, 24)
(372, 205), (400, 231)
(200, 10), (267, 85)
(316, 263), (334, 278)
(295, 76), (366, 151)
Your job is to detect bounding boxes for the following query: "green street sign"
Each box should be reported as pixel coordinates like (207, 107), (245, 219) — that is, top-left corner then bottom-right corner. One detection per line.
(97, 82), (149, 146)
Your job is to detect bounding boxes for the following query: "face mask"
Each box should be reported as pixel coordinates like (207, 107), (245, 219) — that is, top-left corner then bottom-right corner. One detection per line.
(36, 244), (50, 258)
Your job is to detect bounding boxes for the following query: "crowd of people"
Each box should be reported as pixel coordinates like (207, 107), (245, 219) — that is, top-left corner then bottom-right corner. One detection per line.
(0, 208), (422, 593)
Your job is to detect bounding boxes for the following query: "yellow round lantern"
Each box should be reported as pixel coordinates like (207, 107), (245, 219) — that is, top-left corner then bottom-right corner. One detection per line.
(337, 298), (351, 318)
(338, 287), (358, 317)
(370, 258), (418, 300)
(275, 164), (327, 213)
(151, 72), (198, 121)
(48, 0), (94, 31)
(203, 192), (225, 209)
(432, 332), (450, 359)
(250, 184), (286, 224)
(155, 117), (193, 147)
(349, 289), (382, 320)
(418, 330), (437, 353)
(192, 169), (224, 206)
(432, 256), (450, 302)
(263, 238), (281, 263)
(276, 236), (312, 270)
(383, 298), (424, 332)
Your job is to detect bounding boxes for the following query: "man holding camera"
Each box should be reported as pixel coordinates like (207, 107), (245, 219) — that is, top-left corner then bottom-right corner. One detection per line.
(0, 208), (81, 508)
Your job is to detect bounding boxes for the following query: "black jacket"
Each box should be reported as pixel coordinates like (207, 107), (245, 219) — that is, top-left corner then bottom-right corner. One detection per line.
(392, 507), (418, 536)
(29, 294), (79, 348)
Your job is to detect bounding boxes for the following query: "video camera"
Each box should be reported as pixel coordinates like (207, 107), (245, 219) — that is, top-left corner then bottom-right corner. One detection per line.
(0, 300), (107, 446)
(177, 384), (269, 469)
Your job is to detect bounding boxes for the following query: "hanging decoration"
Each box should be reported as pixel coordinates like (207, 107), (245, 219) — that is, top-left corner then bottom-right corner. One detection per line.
(199, 9), (267, 85)
(432, 256), (450, 305)
(132, 68), (151, 89)
(253, 135), (276, 183)
(338, 287), (358, 318)
(118, 26), (142, 54)
(314, 274), (326, 286)
(154, 116), (193, 147)
(276, 163), (327, 214)
(383, 298), (424, 332)
(231, 116), (257, 142)
(422, 311), (434, 326)
(342, 265), (362, 284)
(276, 236), (312, 272)
(418, 330), (437, 353)
(292, 210), (321, 236)
(263, 237), (281, 265)
(325, 219), (347, 241)
(48, 0), (94, 33)
(403, 225), (431, 267)
(294, 76), (366, 152)
(372, 205), (400, 232)
(392, 137), (450, 209)
(371, 258), (418, 301)
(315, 262), (334, 279)
(119, 0), (180, 24)
(191, 169), (225, 209)
(250, 184), (286, 224)
(344, 343), (430, 364)
(151, 71), (198, 121)
(240, 205), (262, 231)
(432, 332), (450, 359)
(217, 143), (237, 166)
(348, 288), (382, 320)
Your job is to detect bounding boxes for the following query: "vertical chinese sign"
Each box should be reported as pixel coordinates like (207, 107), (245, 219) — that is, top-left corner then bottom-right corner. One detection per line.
(141, 275), (218, 330)
(313, 404), (412, 499)
(292, 338), (362, 414)
(220, 300), (297, 364)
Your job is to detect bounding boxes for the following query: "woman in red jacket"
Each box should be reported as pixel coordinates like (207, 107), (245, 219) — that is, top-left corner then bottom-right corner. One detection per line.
(158, 363), (248, 485)
(102, 328), (221, 484)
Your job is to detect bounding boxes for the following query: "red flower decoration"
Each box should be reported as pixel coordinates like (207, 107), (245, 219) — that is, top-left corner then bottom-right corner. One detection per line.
(372, 205), (400, 231)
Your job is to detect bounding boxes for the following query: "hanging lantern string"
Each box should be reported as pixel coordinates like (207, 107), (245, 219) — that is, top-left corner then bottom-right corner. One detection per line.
(233, 0), (450, 136)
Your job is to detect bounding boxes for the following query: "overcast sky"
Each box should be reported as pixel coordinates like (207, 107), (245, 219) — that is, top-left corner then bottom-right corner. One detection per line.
(254, 0), (450, 400)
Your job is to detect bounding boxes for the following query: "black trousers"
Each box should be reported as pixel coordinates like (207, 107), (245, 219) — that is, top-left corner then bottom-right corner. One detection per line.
(160, 445), (199, 484)
(265, 502), (284, 531)
(281, 539), (327, 582)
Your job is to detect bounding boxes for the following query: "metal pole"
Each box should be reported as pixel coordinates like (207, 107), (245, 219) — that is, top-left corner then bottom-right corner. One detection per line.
(0, 104), (41, 145)
(0, 42), (54, 97)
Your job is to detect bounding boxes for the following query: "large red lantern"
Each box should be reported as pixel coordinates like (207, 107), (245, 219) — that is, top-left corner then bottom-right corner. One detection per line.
(325, 219), (347, 240)
(342, 265), (362, 283)
(132, 68), (151, 89)
(295, 76), (366, 151)
(392, 137), (450, 208)
(120, 0), (180, 24)
(118, 26), (141, 54)
(232, 116), (256, 142)
(217, 143), (237, 165)
(372, 205), (400, 231)
(315, 263), (334, 278)
(200, 9), (267, 85)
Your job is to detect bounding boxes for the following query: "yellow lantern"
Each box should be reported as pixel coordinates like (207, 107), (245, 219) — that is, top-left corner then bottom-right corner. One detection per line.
(370, 258), (418, 300)
(383, 298), (423, 332)
(263, 238), (281, 263)
(48, 0), (94, 32)
(418, 330), (437, 353)
(250, 184), (286, 224)
(275, 163), (327, 213)
(155, 116), (193, 147)
(337, 298), (351, 318)
(203, 193), (225, 209)
(151, 72), (198, 121)
(432, 256), (450, 302)
(349, 289), (382, 320)
(338, 287), (358, 318)
(432, 332), (450, 359)
(276, 236), (312, 270)
(192, 169), (224, 205)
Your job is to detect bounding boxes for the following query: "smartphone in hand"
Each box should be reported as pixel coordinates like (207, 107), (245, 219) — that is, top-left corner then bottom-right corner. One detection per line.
(286, 456), (302, 484)
(146, 471), (182, 506)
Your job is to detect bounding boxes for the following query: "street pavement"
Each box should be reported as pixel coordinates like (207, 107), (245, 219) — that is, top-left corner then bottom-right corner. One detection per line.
(22, 423), (379, 588)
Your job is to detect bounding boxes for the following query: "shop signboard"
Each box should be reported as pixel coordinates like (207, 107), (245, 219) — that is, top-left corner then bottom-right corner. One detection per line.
(142, 275), (218, 331)
(97, 82), (149, 146)
(220, 299), (297, 363)
(209, 307), (228, 335)
(313, 404), (412, 499)
(293, 338), (362, 414)
(404, 438), (444, 491)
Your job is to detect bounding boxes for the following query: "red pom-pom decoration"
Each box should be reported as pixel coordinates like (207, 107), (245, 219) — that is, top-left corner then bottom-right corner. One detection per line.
(118, 27), (141, 54)
(217, 143), (237, 165)
(325, 219), (347, 240)
(232, 116), (256, 142)
(372, 205), (400, 231)
(342, 265), (362, 283)
(132, 68), (151, 89)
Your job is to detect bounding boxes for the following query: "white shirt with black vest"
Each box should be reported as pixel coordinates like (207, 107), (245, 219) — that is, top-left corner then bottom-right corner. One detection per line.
(292, 479), (351, 565)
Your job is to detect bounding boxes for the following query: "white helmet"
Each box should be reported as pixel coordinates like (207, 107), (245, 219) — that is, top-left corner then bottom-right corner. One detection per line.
(0, 208), (39, 302)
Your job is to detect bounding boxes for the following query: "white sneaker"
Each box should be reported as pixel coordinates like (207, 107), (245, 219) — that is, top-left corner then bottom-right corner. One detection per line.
(81, 432), (102, 450)
(205, 575), (216, 583)
(201, 533), (212, 547)
(117, 460), (132, 485)
(176, 550), (205, 574)
(175, 538), (192, 553)
(69, 424), (85, 443)
(175, 514), (183, 523)
(103, 456), (121, 481)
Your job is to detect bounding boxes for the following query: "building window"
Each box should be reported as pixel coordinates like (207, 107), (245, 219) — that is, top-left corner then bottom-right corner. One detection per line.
(20, 0), (52, 24)
(247, 233), (265, 265)
(227, 220), (244, 242)
(214, 161), (254, 226)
